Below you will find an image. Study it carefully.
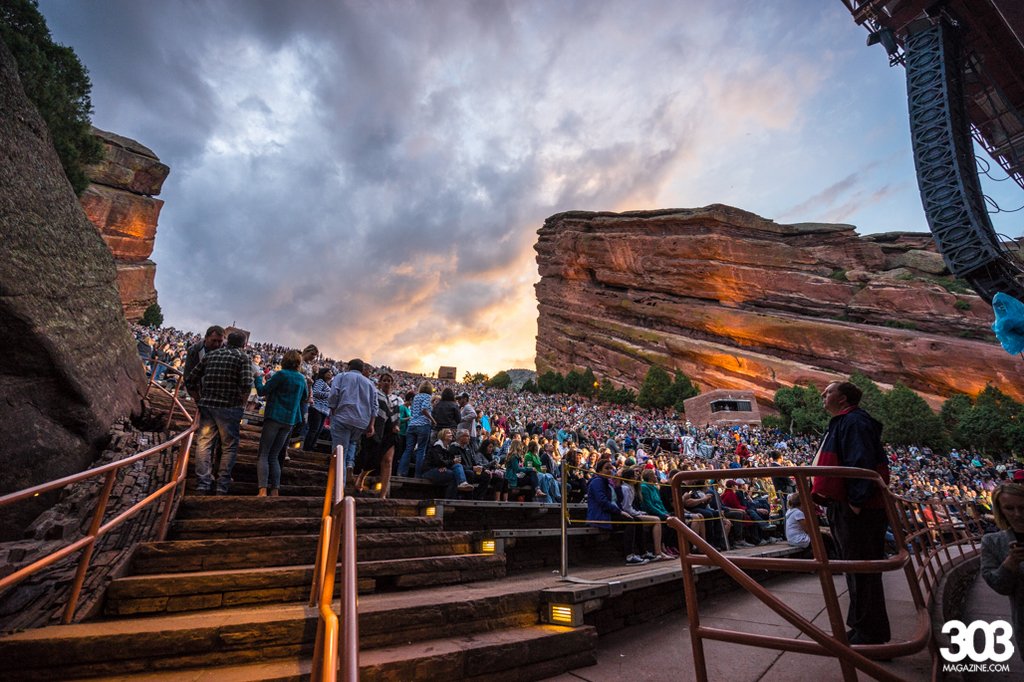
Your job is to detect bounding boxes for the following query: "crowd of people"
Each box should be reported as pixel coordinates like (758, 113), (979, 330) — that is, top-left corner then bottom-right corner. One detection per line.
(133, 322), (1013, 513)
(134, 322), (1021, 652)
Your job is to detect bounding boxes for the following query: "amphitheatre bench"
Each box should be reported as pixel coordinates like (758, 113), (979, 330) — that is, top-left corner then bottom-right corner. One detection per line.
(390, 476), (539, 502)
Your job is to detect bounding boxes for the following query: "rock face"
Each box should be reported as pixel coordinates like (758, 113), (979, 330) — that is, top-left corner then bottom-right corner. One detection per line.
(0, 40), (146, 532)
(535, 205), (1023, 408)
(78, 128), (169, 321)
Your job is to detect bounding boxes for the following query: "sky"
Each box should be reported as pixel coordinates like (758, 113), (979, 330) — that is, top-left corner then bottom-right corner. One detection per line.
(39, 0), (1024, 376)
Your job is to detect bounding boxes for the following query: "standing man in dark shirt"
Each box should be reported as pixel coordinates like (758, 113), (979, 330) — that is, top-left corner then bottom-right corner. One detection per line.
(815, 381), (891, 645)
(187, 331), (253, 495)
(183, 326), (225, 400)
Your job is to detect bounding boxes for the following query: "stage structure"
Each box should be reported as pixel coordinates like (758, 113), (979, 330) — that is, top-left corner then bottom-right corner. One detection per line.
(841, 0), (1024, 303)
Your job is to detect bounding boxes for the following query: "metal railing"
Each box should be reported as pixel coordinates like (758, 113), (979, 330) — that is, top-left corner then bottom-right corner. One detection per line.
(310, 446), (359, 682)
(667, 466), (981, 682)
(0, 360), (196, 624)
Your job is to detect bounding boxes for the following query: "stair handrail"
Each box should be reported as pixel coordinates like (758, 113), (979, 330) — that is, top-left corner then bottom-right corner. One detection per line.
(0, 359), (197, 624)
(310, 445), (359, 682)
(666, 465), (981, 682)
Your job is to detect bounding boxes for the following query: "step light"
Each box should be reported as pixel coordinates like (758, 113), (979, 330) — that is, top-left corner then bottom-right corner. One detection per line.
(546, 603), (583, 627)
(424, 505), (437, 517)
(480, 539), (496, 553)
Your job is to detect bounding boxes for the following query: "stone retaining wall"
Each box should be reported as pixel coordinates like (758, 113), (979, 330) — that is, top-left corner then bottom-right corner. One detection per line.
(0, 416), (182, 632)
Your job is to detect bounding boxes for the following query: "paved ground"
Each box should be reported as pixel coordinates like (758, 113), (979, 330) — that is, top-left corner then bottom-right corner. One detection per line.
(545, 567), (960, 682)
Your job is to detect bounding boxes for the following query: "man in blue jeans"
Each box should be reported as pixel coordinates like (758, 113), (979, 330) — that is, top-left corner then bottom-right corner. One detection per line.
(328, 358), (377, 485)
(186, 331), (253, 495)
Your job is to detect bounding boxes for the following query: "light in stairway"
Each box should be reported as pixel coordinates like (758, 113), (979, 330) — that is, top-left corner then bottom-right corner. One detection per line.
(547, 603), (583, 627)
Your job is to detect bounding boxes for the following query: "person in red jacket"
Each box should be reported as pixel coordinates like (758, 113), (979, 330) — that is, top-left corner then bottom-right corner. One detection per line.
(721, 479), (764, 545)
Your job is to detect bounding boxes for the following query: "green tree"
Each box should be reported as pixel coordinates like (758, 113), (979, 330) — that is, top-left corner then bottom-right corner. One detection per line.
(665, 371), (700, 410)
(579, 368), (598, 398)
(0, 0), (103, 194)
(486, 370), (511, 389)
(849, 372), (886, 422)
(940, 393), (973, 449)
(563, 369), (583, 395)
(613, 387), (637, 405)
(520, 378), (539, 394)
(959, 386), (1023, 456)
(881, 383), (946, 448)
(140, 302), (163, 328)
(637, 365), (672, 409)
(774, 383), (828, 435)
(537, 371), (565, 394)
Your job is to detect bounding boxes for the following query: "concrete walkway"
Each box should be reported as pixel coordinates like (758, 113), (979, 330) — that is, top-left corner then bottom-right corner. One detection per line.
(547, 568), (949, 682)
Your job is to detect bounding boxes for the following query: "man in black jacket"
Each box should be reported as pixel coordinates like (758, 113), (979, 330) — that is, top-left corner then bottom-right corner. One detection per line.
(819, 381), (891, 646)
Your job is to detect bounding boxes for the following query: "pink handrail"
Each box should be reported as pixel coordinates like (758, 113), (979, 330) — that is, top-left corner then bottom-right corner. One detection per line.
(0, 360), (197, 624)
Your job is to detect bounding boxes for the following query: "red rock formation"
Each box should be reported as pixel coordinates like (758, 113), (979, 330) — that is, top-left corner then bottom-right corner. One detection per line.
(79, 128), (169, 321)
(534, 205), (1022, 408)
(0, 40), (146, 533)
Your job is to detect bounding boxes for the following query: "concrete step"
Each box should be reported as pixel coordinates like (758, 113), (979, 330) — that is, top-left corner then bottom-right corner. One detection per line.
(170, 514), (443, 539)
(5, 577), (560, 679)
(188, 460), (328, 487)
(130, 531), (480, 574)
(7, 622), (595, 681)
(174, 496), (421, 520)
(105, 553), (506, 616)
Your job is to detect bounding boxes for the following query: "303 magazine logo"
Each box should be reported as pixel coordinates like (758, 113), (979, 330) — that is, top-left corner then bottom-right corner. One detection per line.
(940, 620), (1015, 674)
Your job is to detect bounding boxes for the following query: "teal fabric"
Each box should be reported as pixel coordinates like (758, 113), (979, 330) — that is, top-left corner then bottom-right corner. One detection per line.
(254, 369), (309, 425)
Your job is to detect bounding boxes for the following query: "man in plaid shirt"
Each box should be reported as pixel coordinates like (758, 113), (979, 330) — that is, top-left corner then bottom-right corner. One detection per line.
(187, 331), (254, 494)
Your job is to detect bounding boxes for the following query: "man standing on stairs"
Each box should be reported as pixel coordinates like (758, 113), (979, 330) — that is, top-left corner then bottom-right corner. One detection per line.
(187, 330), (254, 495)
(328, 358), (376, 485)
(814, 381), (891, 646)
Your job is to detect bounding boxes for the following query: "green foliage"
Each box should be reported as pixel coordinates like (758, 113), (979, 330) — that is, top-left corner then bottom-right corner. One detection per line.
(956, 386), (1024, 456)
(597, 379), (635, 405)
(140, 303), (163, 328)
(665, 371), (700, 410)
(953, 300), (971, 311)
(0, 0), (103, 194)
(940, 393), (972, 448)
(774, 383), (829, 435)
(463, 371), (488, 384)
(579, 368), (598, 398)
(760, 414), (787, 431)
(537, 371), (565, 394)
(881, 383), (947, 448)
(883, 320), (917, 330)
(486, 371), (511, 389)
(637, 365), (672, 409)
(563, 369), (583, 395)
(828, 269), (848, 282)
(849, 372), (886, 419)
(520, 378), (539, 394)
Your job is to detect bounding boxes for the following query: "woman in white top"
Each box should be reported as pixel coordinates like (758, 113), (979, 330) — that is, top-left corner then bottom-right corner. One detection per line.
(784, 492), (812, 549)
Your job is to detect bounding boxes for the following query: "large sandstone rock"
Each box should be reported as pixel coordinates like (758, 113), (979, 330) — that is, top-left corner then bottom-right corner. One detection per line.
(0, 40), (145, 533)
(534, 205), (1021, 408)
(79, 127), (168, 321)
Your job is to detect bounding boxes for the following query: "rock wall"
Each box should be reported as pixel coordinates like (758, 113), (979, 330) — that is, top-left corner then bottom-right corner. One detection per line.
(535, 204), (1023, 408)
(0, 40), (146, 533)
(78, 128), (169, 321)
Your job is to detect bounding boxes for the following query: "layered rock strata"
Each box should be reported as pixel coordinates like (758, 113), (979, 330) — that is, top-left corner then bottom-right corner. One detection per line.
(78, 128), (169, 321)
(535, 205), (1022, 407)
(0, 41), (145, 533)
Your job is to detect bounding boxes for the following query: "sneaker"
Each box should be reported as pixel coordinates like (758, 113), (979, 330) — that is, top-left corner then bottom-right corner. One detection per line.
(735, 541), (754, 548)
(643, 552), (657, 560)
(457, 482), (475, 492)
(647, 553), (663, 562)
(658, 553), (674, 561)
(757, 539), (771, 546)
(626, 554), (647, 565)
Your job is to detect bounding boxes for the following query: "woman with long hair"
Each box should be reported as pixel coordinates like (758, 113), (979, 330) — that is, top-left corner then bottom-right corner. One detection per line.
(981, 481), (1024, 661)
(253, 350), (309, 497)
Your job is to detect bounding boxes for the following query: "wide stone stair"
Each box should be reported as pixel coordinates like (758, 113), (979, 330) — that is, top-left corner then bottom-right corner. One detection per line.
(0, 410), (598, 680)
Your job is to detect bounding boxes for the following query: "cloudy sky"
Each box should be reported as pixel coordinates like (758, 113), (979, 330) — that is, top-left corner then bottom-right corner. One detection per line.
(40, 0), (1024, 375)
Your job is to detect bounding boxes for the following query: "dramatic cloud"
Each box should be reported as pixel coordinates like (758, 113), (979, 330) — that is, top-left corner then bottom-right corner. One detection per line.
(39, 0), (1023, 374)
